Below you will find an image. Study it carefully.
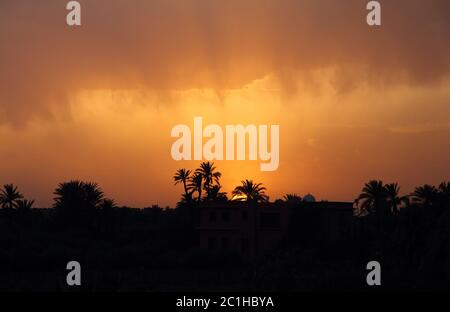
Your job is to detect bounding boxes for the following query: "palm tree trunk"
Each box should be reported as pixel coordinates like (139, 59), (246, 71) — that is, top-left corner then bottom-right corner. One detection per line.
(183, 180), (188, 197)
(205, 181), (210, 201)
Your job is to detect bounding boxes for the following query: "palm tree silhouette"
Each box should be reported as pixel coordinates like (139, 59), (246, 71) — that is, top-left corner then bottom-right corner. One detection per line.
(411, 184), (438, 207)
(438, 181), (450, 194)
(384, 183), (408, 215)
(0, 184), (24, 210)
(173, 169), (192, 199)
(54, 180), (84, 210)
(438, 181), (450, 205)
(16, 199), (34, 212)
(189, 172), (203, 204)
(283, 194), (302, 203)
(208, 185), (228, 203)
(83, 182), (104, 208)
(53, 180), (104, 218)
(99, 198), (117, 212)
(355, 180), (387, 217)
(232, 180), (268, 203)
(196, 162), (221, 201)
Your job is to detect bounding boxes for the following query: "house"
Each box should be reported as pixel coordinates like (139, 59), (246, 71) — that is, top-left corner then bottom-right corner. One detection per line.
(196, 200), (354, 260)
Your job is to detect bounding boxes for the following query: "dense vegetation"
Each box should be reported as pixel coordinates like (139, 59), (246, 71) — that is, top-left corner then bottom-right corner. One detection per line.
(0, 163), (449, 291)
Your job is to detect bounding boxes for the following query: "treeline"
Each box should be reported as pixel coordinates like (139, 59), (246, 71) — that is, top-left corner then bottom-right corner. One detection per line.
(0, 167), (449, 290)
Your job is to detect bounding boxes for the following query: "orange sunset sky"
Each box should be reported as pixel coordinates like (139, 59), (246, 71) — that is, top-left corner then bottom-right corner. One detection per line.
(0, 0), (449, 208)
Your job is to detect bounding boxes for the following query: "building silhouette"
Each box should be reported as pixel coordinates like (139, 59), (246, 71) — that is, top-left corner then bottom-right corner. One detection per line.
(196, 201), (354, 260)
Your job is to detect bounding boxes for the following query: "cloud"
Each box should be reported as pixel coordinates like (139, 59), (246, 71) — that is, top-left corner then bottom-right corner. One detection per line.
(0, 0), (450, 126)
(389, 123), (450, 134)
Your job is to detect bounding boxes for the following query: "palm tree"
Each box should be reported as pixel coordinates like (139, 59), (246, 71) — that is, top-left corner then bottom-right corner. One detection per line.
(208, 185), (228, 203)
(173, 169), (192, 199)
(99, 198), (117, 212)
(83, 182), (104, 209)
(0, 184), (24, 210)
(384, 183), (408, 215)
(355, 180), (387, 217)
(53, 180), (104, 218)
(232, 179), (268, 203)
(196, 162), (221, 200)
(189, 172), (203, 204)
(53, 180), (85, 211)
(283, 194), (302, 203)
(438, 181), (450, 206)
(16, 199), (34, 212)
(411, 184), (438, 207)
(438, 181), (450, 194)
(178, 192), (194, 205)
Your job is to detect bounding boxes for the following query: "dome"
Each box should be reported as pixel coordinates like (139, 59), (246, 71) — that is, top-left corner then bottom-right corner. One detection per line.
(303, 194), (316, 202)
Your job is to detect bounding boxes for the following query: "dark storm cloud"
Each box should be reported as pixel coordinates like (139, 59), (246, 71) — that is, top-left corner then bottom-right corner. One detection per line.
(0, 0), (449, 125)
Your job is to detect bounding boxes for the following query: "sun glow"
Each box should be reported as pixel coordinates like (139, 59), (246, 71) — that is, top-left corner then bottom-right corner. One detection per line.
(231, 194), (247, 202)
(2, 72), (450, 208)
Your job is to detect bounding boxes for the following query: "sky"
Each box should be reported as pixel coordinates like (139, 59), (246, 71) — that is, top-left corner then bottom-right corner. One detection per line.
(0, 0), (449, 207)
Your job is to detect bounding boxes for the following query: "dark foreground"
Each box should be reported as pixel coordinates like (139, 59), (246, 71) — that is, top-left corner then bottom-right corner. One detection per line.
(0, 199), (449, 292)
